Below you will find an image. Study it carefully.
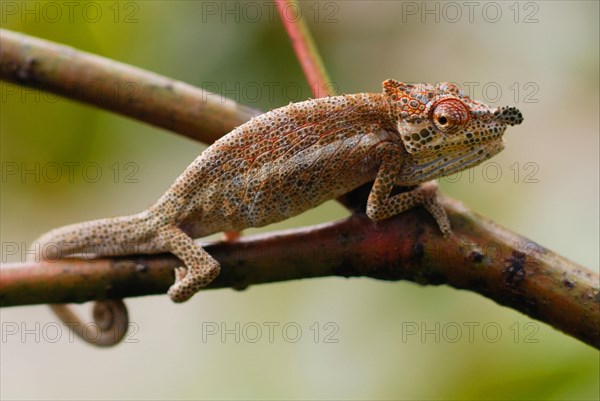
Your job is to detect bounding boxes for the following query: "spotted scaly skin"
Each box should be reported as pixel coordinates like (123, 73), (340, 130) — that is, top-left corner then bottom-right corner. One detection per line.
(31, 80), (523, 345)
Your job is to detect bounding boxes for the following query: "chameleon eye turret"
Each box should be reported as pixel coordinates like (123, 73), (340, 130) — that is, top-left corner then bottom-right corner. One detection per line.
(431, 98), (470, 133)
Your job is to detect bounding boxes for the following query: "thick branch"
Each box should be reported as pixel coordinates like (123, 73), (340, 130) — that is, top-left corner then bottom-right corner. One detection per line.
(2, 196), (598, 348)
(0, 29), (261, 144)
(0, 30), (598, 349)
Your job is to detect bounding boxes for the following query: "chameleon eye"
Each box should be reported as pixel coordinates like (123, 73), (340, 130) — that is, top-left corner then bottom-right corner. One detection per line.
(432, 98), (470, 133)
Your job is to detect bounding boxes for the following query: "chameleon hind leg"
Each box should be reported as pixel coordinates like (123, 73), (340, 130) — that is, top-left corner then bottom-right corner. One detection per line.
(158, 226), (221, 303)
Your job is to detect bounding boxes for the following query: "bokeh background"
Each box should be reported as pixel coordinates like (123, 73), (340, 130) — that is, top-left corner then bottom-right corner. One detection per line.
(1, 1), (598, 400)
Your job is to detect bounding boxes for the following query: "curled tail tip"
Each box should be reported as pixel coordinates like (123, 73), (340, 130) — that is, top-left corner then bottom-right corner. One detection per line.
(50, 300), (129, 347)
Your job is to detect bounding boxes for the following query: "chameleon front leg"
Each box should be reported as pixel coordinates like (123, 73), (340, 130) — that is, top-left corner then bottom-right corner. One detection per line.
(366, 143), (451, 235)
(157, 226), (221, 302)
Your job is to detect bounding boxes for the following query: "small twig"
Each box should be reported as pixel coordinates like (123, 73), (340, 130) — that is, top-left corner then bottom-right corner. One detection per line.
(275, 0), (334, 98)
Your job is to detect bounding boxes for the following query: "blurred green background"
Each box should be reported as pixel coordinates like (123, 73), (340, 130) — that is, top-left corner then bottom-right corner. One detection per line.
(1, 1), (598, 400)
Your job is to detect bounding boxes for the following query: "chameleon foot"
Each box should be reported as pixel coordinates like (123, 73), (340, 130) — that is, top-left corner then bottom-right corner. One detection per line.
(160, 226), (221, 303)
(416, 181), (451, 236)
(167, 260), (219, 303)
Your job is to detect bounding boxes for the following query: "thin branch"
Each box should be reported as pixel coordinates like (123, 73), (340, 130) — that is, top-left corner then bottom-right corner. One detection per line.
(0, 29), (598, 349)
(0, 29), (262, 144)
(275, 0), (335, 98)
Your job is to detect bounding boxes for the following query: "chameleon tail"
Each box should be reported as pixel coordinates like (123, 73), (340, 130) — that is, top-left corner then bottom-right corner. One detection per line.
(30, 211), (155, 261)
(29, 211), (155, 347)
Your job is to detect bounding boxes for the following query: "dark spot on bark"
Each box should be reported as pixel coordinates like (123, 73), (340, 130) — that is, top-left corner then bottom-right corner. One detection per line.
(17, 57), (38, 82)
(503, 250), (526, 288)
(337, 232), (349, 246)
(562, 278), (574, 289)
(469, 250), (484, 263)
(412, 242), (424, 262)
(520, 297), (540, 317)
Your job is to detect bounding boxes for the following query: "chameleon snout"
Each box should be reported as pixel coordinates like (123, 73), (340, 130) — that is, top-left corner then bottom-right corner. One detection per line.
(494, 106), (524, 126)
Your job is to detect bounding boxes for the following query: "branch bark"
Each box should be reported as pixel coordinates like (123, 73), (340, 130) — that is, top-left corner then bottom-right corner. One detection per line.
(0, 29), (598, 349)
(0, 29), (261, 144)
(3, 197), (598, 348)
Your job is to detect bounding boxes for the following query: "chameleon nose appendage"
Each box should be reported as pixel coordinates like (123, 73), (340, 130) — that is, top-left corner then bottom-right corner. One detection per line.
(494, 106), (524, 126)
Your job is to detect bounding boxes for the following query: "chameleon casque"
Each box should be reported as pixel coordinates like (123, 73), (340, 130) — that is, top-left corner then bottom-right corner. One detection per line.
(31, 79), (523, 346)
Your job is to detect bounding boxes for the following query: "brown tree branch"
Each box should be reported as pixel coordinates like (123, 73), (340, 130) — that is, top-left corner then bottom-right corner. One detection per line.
(0, 29), (598, 349)
(2, 197), (598, 348)
(0, 29), (262, 144)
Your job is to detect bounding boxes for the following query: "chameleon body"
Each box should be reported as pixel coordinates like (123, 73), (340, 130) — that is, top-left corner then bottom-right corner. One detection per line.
(32, 80), (523, 345)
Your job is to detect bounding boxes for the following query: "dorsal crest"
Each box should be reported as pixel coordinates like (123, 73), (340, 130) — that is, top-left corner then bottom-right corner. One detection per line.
(382, 79), (414, 99)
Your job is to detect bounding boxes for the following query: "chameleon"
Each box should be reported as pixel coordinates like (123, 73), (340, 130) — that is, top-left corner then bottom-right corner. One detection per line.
(31, 79), (523, 346)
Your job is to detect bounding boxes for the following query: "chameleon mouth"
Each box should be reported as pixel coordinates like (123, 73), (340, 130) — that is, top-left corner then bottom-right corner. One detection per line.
(397, 138), (505, 185)
(434, 138), (505, 176)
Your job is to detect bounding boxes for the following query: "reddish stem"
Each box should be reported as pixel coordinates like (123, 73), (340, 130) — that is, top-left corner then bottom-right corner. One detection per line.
(275, 0), (334, 98)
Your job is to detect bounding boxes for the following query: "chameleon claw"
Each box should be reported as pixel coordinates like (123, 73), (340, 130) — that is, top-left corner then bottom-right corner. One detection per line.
(418, 182), (452, 236)
(167, 275), (203, 303)
(167, 283), (188, 303)
(174, 267), (188, 282)
(424, 201), (452, 237)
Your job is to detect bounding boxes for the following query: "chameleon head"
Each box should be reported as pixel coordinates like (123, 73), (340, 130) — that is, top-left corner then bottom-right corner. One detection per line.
(383, 79), (523, 185)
